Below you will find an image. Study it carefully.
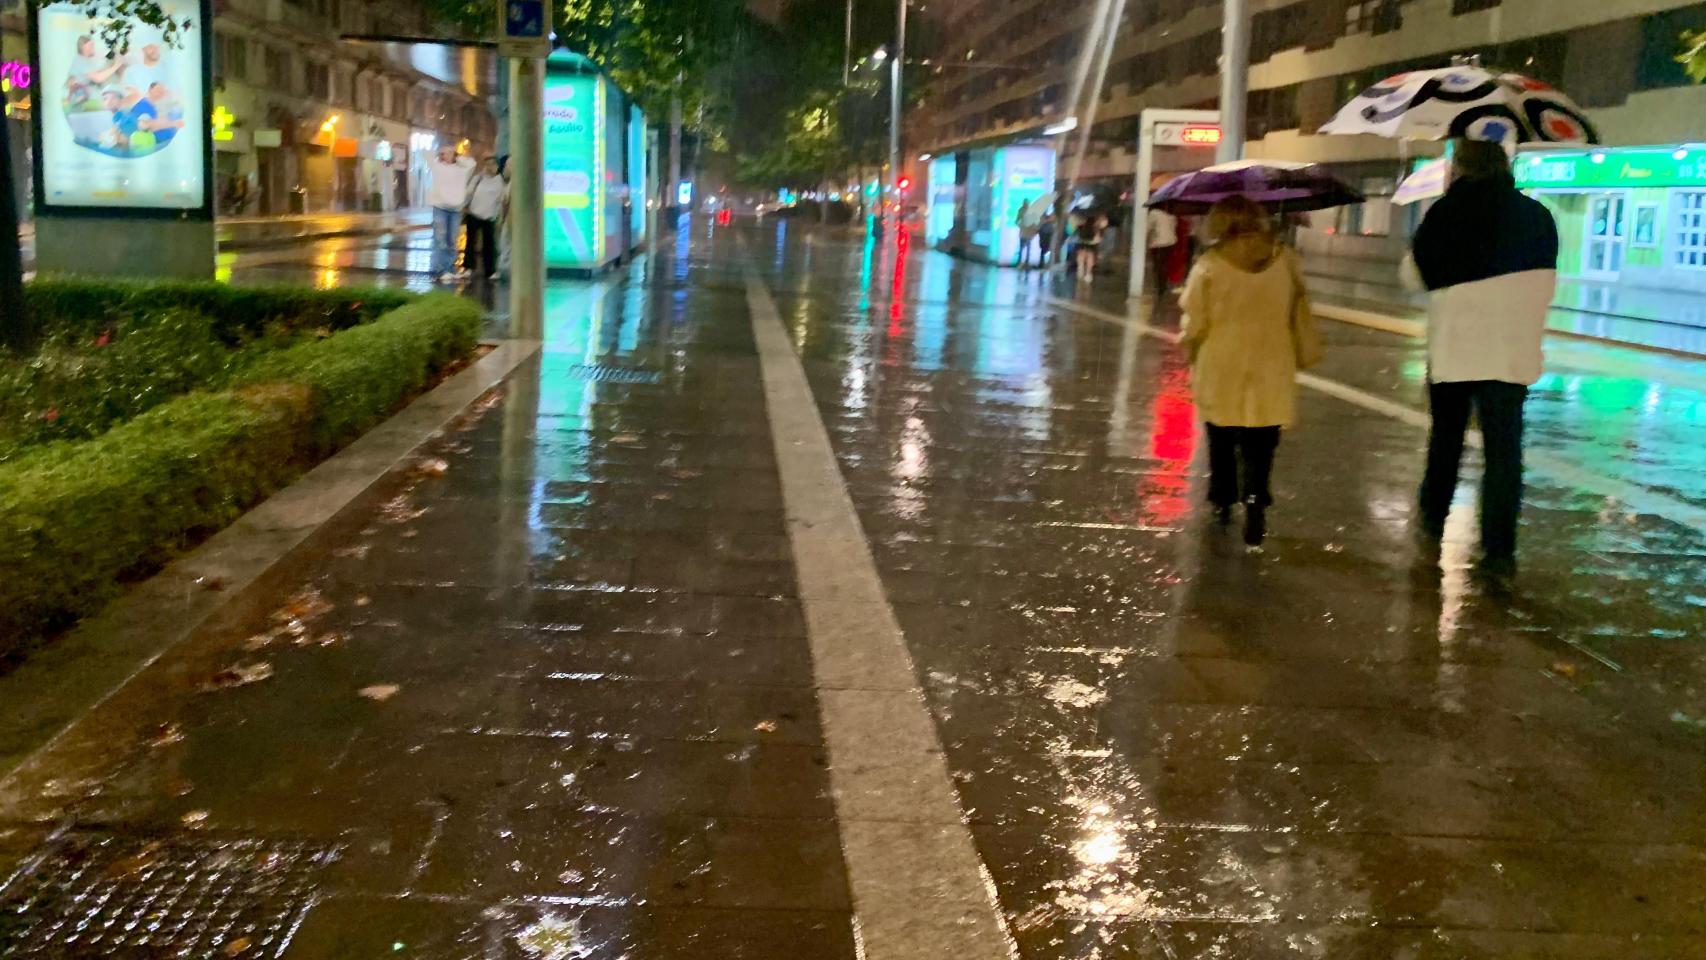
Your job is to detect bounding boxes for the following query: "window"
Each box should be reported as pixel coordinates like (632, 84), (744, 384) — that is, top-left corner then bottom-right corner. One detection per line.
(305, 62), (330, 101)
(1451, 0), (1500, 13)
(1345, 0), (1406, 36)
(1675, 193), (1706, 269)
(215, 34), (247, 83)
(264, 47), (294, 91)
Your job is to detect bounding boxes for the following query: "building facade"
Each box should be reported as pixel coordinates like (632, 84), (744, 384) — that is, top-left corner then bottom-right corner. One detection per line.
(2, 0), (498, 220)
(210, 0), (498, 216)
(909, 0), (1706, 263)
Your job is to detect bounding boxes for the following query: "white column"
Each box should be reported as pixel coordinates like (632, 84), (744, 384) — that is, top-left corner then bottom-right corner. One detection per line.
(1217, 0), (1250, 164)
(508, 56), (545, 340)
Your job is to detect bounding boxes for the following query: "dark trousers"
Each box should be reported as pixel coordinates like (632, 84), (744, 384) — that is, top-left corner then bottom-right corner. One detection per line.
(1206, 424), (1282, 508)
(464, 215), (497, 278)
(1419, 380), (1528, 559)
(1149, 246), (1175, 298)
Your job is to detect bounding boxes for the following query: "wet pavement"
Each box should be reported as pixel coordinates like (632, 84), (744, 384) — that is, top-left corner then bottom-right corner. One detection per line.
(3, 217), (1706, 958)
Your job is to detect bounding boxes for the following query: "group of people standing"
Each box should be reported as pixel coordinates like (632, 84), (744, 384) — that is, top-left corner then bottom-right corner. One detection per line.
(426, 145), (511, 285)
(1177, 138), (1556, 581)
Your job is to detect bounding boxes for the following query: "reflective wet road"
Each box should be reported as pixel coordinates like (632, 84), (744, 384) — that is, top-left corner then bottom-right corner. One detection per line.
(1, 217), (1704, 958)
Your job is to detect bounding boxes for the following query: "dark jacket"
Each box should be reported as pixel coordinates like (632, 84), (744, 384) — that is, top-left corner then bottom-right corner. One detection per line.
(1412, 174), (1559, 291)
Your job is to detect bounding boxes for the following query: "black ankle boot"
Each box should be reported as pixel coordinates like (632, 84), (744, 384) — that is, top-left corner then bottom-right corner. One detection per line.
(1213, 505), (1234, 526)
(1243, 500), (1267, 547)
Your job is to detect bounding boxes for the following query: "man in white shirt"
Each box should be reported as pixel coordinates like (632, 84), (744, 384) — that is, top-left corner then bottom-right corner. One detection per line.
(426, 143), (476, 282)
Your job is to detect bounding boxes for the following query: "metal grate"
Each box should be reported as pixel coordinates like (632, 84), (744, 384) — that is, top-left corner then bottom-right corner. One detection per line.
(0, 831), (339, 958)
(565, 364), (663, 385)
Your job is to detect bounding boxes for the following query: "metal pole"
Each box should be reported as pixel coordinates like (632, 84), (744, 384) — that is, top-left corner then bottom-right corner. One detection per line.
(1129, 112), (1153, 301)
(843, 0), (854, 86)
(668, 85), (683, 214)
(1217, 0), (1250, 163)
(887, 0), (906, 206)
(508, 56), (545, 339)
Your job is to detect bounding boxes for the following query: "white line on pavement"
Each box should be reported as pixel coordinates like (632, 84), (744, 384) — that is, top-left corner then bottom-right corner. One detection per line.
(746, 268), (1019, 960)
(1046, 296), (1706, 535)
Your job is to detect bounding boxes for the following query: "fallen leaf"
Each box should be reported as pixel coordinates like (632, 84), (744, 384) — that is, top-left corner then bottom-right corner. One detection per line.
(180, 809), (209, 827)
(418, 458), (450, 477)
(359, 684), (401, 702)
(102, 841), (163, 880)
(753, 720), (778, 734)
(272, 588), (332, 623)
(354, 595), (372, 607)
(147, 723), (184, 748)
(1550, 661), (1580, 679)
(224, 937), (253, 957)
(204, 662), (274, 691)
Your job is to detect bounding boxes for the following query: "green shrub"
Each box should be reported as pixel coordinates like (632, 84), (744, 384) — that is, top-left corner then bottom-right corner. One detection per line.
(0, 293), (481, 655)
(0, 386), (311, 654)
(235, 293), (481, 450)
(0, 310), (296, 461)
(24, 279), (415, 344)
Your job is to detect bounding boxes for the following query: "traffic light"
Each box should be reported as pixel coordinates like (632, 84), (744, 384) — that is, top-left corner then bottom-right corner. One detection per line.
(896, 176), (912, 192)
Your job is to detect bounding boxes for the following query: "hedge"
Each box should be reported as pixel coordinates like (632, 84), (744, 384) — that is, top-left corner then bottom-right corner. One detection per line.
(0, 293), (483, 658)
(24, 279), (415, 344)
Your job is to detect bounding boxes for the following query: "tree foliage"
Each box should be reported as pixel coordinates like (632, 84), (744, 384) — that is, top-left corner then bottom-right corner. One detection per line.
(425, 0), (747, 126)
(1680, 29), (1706, 84)
(57, 0), (196, 55)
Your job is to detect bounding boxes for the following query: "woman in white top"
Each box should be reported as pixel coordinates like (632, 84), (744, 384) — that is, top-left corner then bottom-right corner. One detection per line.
(1179, 196), (1321, 547)
(462, 157), (509, 281)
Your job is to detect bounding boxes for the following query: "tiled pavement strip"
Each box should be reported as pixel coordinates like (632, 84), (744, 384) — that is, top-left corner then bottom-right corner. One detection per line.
(0, 221), (1704, 957)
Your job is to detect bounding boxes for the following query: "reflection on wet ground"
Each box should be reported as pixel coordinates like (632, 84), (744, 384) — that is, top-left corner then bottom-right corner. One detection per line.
(1, 217), (1704, 958)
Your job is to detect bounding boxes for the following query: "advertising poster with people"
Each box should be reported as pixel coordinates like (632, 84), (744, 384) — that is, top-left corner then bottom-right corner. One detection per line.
(34, 0), (207, 211)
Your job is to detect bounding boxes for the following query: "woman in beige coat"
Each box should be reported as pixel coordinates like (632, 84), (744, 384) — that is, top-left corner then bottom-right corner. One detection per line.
(1178, 196), (1319, 547)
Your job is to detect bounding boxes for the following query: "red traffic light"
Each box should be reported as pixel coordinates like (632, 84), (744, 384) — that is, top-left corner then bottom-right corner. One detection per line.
(896, 176), (912, 191)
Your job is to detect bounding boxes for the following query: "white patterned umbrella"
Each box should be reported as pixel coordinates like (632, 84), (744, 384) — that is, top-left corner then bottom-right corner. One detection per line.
(1320, 65), (1599, 145)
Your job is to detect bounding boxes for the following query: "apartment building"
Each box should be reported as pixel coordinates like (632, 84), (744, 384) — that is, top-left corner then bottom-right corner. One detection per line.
(910, 0), (1706, 260)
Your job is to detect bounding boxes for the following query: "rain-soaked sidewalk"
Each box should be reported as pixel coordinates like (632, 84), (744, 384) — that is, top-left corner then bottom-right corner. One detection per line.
(2, 219), (1706, 958)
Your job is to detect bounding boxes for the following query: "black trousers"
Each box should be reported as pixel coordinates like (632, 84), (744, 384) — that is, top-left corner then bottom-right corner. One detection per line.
(1149, 246), (1175, 298)
(1206, 424), (1282, 508)
(464, 215), (497, 277)
(1419, 380), (1528, 559)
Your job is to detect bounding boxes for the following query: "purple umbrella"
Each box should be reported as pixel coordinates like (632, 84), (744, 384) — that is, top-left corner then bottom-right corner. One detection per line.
(1146, 160), (1365, 215)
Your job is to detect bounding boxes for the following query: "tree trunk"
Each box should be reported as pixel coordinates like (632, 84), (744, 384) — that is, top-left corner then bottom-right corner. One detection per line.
(0, 112), (32, 353)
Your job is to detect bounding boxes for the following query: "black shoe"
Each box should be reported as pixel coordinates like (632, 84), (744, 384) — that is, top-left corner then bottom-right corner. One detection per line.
(1243, 501), (1266, 547)
(1213, 505), (1234, 527)
(1474, 553), (1518, 585)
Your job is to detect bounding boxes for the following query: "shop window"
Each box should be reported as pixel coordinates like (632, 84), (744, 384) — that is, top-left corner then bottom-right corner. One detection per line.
(1674, 193), (1706, 269)
(216, 34), (248, 84)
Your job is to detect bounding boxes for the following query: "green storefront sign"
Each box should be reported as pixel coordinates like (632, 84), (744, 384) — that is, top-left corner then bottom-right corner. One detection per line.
(1516, 147), (1706, 191)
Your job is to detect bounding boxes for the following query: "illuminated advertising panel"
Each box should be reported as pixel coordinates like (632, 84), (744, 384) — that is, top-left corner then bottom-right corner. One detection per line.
(30, 0), (211, 215)
(628, 103), (647, 245)
(543, 66), (603, 268)
(602, 79), (623, 259)
(926, 154), (958, 245)
(992, 145), (1054, 264)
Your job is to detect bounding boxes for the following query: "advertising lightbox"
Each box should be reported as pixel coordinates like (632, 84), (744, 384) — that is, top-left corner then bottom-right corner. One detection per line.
(627, 103), (647, 245)
(30, 0), (211, 215)
(543, 66), (603, 268)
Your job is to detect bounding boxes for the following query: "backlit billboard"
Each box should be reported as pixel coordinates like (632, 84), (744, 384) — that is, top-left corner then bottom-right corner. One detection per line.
(31, 0), (211, 215)
(543, 67), (602, 268)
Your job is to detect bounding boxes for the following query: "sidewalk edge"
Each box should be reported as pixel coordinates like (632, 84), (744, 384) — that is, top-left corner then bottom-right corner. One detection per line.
(0, 338), (542, 799)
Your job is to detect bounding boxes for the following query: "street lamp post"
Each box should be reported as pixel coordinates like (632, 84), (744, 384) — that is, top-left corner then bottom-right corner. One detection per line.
(1217, 0), (1251, 163)
(887, 0), (906, 213)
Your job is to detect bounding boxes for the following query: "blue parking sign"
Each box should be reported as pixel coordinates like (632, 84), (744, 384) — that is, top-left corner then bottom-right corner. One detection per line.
(506, 0), (545, 37)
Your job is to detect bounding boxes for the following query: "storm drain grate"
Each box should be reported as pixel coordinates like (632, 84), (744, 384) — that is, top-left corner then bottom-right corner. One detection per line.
(0, 831), (340, 958)
(565, 364), (663, 385)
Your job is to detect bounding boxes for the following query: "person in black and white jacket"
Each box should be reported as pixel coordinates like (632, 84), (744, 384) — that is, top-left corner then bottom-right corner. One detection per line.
(1402, 138), (1559, 579)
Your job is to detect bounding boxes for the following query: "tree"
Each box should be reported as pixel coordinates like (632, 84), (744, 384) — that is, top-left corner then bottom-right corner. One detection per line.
(1680, 29), (1706, 83)
(5, 0), (192, 351)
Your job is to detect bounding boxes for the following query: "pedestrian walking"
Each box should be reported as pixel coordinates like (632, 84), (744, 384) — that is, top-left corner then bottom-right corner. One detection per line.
(1017, 208), (1041, 269)
(1402, 138), (1559, 579)
(1147, 208), (1179, 300)
(1179, 196), (1322, 547)
(426, 143), (475, 283)
(496, 156), (513, 278)
(462, 157), (507, 281)
(1074, 212), (1106, 281)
